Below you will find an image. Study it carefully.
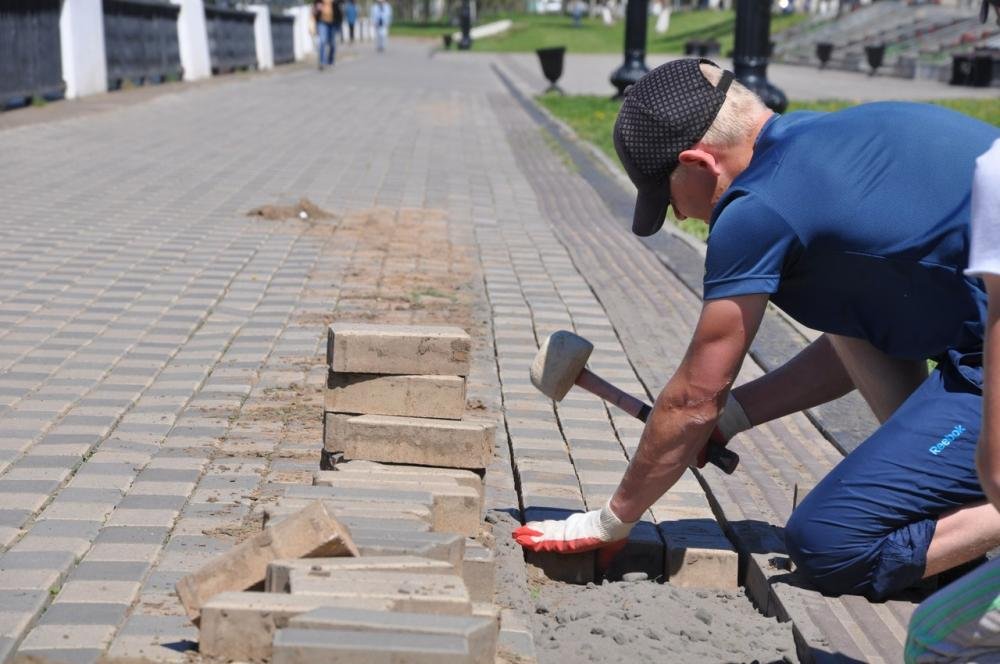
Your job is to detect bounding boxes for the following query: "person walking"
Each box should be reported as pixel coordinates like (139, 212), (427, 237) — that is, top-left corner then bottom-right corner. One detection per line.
(514, 58), (1000, 603)
(345, 0), (358, 43)
(371, 0), (392, 52)
(333, 0), (345, 44)
(314, 0), (337, 69)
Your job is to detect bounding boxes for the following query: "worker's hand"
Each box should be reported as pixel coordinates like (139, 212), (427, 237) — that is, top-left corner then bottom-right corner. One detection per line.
(694, 426), (729, 468)
(513, 501), (636, 554)
(695, 392), (751, 468)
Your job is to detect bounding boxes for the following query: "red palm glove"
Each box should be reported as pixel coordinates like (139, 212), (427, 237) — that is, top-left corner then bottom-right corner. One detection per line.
(513, 501), (636, 555)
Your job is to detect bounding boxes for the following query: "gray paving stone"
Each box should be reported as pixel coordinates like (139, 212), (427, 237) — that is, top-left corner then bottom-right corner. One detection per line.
(68, 561), (151, 583)
(38, 602), (129, 626)
(13, 648), (104, 664)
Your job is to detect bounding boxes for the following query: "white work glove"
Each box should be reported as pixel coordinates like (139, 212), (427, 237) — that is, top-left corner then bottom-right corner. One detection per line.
(513, 500), (636, 554)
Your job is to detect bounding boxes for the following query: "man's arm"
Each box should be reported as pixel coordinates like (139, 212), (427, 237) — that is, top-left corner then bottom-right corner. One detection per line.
(978, 275), (1000, 510)
(610, 294), (768, 522)
(729, 333), (855, 429)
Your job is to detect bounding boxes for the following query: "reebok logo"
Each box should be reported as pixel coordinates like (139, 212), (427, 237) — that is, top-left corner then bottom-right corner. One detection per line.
(929, 425), (965, 456)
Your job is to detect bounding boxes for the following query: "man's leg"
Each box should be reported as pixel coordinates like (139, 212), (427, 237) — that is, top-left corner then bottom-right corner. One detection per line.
(785, 358), (991, 600)
(828, 334), (928, 423)
(925, 502), (1000, 577)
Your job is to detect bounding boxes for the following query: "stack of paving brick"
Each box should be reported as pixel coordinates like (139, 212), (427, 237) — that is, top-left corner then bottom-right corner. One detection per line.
(170, 324), (506, 662)
(320, 322), (496, 475)
(178, 498), (500, 662)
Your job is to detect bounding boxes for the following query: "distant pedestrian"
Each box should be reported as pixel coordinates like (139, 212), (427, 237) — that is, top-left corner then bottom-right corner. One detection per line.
(345, 0), (358, 43)
(371, 0), (392, 52)
(314, 0), (337, 68)
(333, 0), (345, 43)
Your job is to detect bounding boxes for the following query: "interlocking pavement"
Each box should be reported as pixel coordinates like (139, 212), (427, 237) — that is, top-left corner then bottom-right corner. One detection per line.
(0, 36), (929, 663)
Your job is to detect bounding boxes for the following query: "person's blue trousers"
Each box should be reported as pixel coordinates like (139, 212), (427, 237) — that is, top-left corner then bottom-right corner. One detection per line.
(785, 350), (985, 600)
(318, 21), (336, 65)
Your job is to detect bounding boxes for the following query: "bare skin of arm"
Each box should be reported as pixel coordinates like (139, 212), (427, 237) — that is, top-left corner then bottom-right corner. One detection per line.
(731, 334), (856, 427)
(609, 294), (768, 523)
(977, 274), (1000, 510)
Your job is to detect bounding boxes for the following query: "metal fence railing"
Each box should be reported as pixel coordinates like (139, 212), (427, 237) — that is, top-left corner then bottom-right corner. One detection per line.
(103, 0), (182, 89)
(271, 14), (295, 65)
(0, 0), (65, 103)
(205, 5), (257, 73)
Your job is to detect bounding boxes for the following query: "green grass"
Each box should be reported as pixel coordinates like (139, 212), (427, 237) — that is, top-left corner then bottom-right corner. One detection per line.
(397, 10), (806, 54)
(538, 94), (1000, 242)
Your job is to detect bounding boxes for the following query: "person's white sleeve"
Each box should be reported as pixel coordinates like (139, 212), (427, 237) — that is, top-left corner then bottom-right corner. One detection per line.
(966, 138), (1000, 279)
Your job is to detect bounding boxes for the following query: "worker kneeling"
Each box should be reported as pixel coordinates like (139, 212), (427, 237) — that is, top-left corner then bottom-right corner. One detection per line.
(513, 58), (1000, 601)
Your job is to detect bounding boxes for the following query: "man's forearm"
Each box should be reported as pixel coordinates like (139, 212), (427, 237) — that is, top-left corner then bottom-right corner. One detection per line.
(732, 334), (854, 427)
(609, 377), (721, 522)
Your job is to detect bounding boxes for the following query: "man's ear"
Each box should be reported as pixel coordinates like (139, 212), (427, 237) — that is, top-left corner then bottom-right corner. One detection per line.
(678, 149), (722, 177)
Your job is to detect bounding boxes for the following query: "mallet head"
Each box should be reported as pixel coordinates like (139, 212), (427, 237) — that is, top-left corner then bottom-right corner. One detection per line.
(530, 330), (594, 402)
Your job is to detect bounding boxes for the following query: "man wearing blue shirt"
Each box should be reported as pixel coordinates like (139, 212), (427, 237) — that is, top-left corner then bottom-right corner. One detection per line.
(514, 58), (1000, 601)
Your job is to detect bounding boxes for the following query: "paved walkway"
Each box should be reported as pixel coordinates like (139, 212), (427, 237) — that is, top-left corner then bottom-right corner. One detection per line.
(0, 36), (959, 663)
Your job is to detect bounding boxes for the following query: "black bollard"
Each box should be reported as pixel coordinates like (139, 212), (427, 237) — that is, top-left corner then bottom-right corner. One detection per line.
(732, 0), (787, 113)
(610, 0), (650, 98)
(458, 0), (472, 50)
(816, 41), (833, 68)
(864, 43), (885, 76)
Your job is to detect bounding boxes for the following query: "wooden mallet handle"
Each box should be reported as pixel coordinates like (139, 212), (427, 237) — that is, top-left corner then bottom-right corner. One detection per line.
(574, 368), (739, 475)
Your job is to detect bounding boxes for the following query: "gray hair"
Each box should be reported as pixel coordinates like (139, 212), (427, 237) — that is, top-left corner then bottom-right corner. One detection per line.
(698, 63), (769, 147)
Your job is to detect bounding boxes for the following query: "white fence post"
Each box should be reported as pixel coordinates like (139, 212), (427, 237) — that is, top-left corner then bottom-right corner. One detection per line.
(287, 6), (315, 60)
(248, 4), (274, 70)
(171, 0), (212, 81)
(59, 0), (108, 98)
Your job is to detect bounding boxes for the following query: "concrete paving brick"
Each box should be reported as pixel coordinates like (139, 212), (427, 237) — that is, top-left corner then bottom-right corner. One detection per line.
(313, 474), (481, 536)
(462, 541), (496, 603)
(55, 581), (142, 605)
(331, 461), (484, 499)
(266, 555), (457, 593)
(197, 592), (379, 661)
(13, 647), (104, 663)
(0, 590), (48, 637)
(497, 609), (537, 664)
(658, 521), (739, 590)
(272, 628), (474, 664)
(104, 508), (178, 528)
(37, 602), (128, 627)
(326, 372), (466, 420)
(265, 497), (434, 527)
(289, 607), (498, 664)
(325, 413), (495, 470)
(175, 501), (359, 621)
(352, 529), (465, 568)
(66, 561), (151, 583)
(327, 323), (472, 376)
(17, 615), (118, 649)
(287, 569), (472, 615)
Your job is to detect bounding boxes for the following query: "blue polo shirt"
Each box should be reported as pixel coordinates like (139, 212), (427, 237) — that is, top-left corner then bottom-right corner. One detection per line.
(704, 103), (997, 360)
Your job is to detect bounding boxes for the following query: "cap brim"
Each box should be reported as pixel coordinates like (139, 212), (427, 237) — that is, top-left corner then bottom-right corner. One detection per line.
(632, 182), (670, 237)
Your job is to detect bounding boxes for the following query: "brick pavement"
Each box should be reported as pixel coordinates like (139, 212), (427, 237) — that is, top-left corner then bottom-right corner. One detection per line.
(0, 36), (922, 663)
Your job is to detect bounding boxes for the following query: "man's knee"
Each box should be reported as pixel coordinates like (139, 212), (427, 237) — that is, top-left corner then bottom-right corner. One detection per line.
(785, 505), (934, 600)
(784, 505), (862, 595)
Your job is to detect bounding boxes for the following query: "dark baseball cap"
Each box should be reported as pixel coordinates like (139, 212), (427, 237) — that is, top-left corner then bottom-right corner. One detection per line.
(613, 58), (734, 237)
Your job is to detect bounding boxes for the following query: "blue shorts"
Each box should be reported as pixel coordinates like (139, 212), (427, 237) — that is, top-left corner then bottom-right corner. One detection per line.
(785, 349), (985, 601)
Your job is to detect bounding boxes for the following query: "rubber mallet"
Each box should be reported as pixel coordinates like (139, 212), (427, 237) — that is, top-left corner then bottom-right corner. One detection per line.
(529, 330), (739, 474)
